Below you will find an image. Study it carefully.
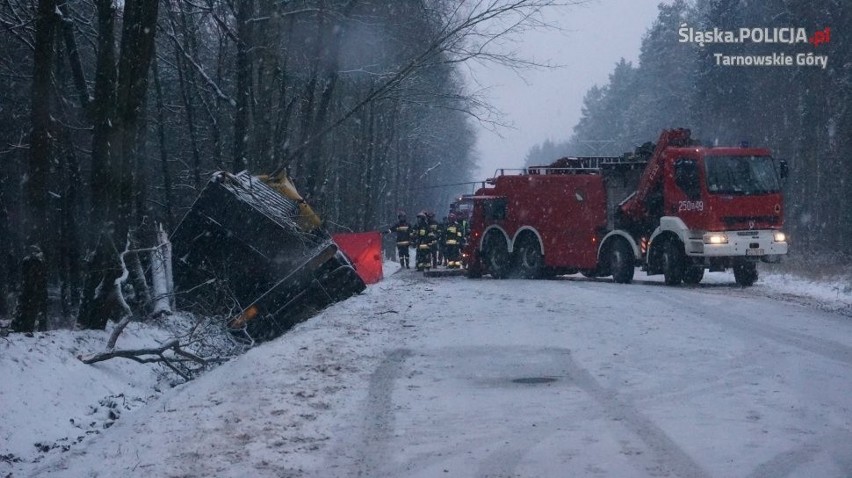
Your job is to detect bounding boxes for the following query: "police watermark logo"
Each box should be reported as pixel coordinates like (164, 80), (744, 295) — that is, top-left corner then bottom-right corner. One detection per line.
(713, 52), (827, 69)
(679, 24), (831, 70)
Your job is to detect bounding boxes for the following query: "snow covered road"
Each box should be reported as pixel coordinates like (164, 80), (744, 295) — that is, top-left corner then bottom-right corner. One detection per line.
(324, 273), (852, 477)
(25, 268), (852, 477)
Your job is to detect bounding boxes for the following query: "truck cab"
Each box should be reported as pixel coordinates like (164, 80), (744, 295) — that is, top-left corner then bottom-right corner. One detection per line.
(614, 143), (788, 286)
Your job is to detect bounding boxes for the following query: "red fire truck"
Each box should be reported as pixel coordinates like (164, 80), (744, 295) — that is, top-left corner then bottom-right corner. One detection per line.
(464, 129), (788, 286)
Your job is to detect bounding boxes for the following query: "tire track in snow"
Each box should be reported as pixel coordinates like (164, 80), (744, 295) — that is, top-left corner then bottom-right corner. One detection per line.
(563, 356), (710, 478)
(648, 290), (852, 476)
(402, 347), (709, 478)
(745, 429), (852, 478)
(354, 347), (411, 477)
(656, 291), (852, 367)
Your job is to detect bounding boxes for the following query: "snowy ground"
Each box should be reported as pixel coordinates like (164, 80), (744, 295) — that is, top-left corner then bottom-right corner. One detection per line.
(1, 262), (851, 477)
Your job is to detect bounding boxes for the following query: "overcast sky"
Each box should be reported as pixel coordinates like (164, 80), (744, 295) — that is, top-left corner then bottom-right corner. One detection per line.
(466, 0), (665, 180)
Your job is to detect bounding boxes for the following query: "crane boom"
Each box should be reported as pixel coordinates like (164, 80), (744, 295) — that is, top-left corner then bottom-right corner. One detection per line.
(618, 128), (692, 223)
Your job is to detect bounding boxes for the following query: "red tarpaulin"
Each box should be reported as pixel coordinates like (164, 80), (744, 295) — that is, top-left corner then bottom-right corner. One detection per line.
(332, 231), (383, 284)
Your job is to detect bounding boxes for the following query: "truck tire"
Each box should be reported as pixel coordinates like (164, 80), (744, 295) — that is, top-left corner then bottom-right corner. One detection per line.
(682, 266), (704, 285)
(484, 233), (510, 279)
(609, 239), (634, 284)
(515, 236), (543, 279)
(733, 262), (758, 287)
(662, 240), (684, 285)
(466, 254), (483, 279)
(466, 267), (482, 279)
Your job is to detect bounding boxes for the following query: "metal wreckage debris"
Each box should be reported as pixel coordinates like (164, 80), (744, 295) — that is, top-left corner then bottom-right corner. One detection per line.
(171, 171), (365, 344)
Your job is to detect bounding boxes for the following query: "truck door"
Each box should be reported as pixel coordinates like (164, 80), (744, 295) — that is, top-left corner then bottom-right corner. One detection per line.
(665, 156), (706, 228)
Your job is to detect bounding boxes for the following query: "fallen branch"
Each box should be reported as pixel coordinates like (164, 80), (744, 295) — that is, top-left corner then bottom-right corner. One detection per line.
(80, 338), (181, 364)
(78, 339), (213, 382)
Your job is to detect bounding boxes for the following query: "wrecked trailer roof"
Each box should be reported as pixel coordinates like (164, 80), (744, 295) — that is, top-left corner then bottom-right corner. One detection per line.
(171, 171), (365, 343)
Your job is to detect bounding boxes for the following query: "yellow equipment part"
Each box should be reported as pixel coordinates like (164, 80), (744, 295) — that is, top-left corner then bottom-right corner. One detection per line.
(257, 173), (322, 232)
(229, 304), (258, 329)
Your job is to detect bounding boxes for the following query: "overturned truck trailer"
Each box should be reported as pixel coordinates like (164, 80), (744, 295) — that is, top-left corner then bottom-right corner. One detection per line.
(171, 171), (365, 343)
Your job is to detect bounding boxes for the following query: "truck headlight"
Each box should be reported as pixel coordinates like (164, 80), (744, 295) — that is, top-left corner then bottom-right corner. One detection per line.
(773, 231), (787, 242)
(703, 233), (728, 245)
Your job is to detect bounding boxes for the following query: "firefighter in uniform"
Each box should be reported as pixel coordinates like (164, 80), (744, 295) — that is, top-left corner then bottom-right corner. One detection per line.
(389, 211), (412, 269)
(426, 211), (440, 268)
(459, 216), (470, 267)
(439, 216), (449, 266)
(443, 216), (464, 268)
(414, 211), (433, 271)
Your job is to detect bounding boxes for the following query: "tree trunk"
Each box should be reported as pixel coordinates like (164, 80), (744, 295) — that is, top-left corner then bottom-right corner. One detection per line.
(167, 2), (203, 187)
(150, 224), (173, 316)
(152, 56), (175, 230)
(127, 232), (152, 314)
(78, 0), (118, 330)
(58, 122), (82, 315)
(0, 164), (11, 317)
(233, 0), (254, 173)
(11, 247), (48, 333)
(17, 0), (58, 331)
(79, 0), (160, 330)
(251, 0), (281, 172)
(273, 14), (297, 168)
(115, 0), (159, 239)
(298, 0), (358, 199)
(58, 2), (90, 114)
(89, 0), (117, 234)
(78, 237), (122, 330)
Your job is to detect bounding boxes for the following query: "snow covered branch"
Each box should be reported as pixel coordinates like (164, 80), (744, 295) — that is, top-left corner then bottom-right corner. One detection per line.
(78, 339), (209, 381)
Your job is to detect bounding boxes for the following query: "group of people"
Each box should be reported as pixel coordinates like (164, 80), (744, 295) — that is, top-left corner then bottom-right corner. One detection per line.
(388, 210), (468, 271)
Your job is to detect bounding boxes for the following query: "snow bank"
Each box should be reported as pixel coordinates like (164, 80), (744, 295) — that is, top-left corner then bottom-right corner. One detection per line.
(0, 321), (171, 469)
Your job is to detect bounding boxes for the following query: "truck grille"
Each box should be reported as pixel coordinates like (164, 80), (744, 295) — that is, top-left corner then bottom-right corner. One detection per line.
(722, 215), (779, 227)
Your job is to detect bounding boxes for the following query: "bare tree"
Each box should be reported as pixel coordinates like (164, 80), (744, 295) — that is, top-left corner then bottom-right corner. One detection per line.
(11, 0), (57, 333)
(79, 0), (161, 330)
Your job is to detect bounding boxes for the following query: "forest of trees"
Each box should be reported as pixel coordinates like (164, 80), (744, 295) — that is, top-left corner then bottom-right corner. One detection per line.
(525, 0), (850, 260)
(0, 0), (559, 330)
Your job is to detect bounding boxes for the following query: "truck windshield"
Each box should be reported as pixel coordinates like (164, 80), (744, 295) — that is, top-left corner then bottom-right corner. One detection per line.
(704, 155), (781, 195)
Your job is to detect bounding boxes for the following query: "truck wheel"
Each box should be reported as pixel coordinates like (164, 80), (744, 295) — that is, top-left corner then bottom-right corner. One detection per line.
(540, 267), (558, 279)
(733, 262), (758, 287)
(466, 255), (483, 279)
(515, 236), (543, 279)
(683, 267), (704, 285)
(609, 239), (634, 284)
(662, 240), (684, 285)
(484, 234), (510, 279)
